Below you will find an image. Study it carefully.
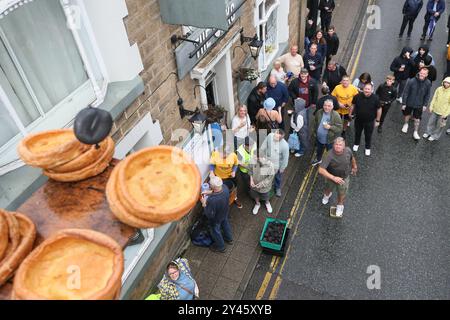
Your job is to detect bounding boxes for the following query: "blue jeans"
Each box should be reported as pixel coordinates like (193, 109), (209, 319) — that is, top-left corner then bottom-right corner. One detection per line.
(274, 171), (283, 191)
(209, 218), (233, 251)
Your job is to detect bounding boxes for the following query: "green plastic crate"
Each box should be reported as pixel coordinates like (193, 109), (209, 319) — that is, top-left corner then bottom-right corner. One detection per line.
(259, 218), (288, 251)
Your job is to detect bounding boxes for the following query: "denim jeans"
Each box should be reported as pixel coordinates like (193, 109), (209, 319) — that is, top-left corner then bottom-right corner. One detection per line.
(209, 218), (233, 251)
(274, 171), (283, 191)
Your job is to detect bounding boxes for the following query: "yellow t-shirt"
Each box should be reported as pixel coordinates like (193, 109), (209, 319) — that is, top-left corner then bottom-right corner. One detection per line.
(210, 151), (239, 179)
(332, 84), (359, 115)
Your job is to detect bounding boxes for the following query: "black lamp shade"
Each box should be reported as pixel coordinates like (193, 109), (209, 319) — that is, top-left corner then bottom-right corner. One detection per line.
(74, 107), (113, 145)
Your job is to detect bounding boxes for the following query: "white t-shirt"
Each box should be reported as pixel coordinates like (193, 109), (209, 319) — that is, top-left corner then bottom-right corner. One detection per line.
(232, 115), (251, 139)
(271, 68), (287, 82)
(278, 53), (304, 76)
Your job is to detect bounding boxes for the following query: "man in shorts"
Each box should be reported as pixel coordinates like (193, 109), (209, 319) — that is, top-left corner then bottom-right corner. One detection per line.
(332, 75), (359, 137)
(401, 67), (432, 140)
(318, 137), (358, 218)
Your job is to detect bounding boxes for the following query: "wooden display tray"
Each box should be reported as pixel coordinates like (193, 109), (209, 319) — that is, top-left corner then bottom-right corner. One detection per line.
(0, 159), (137, 300)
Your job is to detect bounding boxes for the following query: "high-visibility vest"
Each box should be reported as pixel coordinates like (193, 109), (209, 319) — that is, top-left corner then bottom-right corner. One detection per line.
(237, 145), (256, 174)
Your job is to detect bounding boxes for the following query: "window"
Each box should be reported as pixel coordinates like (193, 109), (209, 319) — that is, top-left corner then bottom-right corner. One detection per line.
(255, 0), (280, 71)
(0, 0), (106, 173)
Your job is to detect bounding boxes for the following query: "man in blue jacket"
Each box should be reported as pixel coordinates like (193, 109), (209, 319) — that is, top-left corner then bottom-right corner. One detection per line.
(399, 0), (423, 38)
(303, 43), (323, 81)
(421, 0), (445, 41)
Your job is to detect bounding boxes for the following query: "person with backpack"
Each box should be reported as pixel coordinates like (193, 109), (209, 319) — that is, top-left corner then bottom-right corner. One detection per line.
(200, 176), (233, 253)
(420, 0), (445, 41)
(290, 98), (308, 158)
(399, 0), (424, 38)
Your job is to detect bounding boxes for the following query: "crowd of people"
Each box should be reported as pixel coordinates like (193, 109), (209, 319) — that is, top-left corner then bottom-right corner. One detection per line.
(197, 0), (450, 254)
(156, 1), (450, 300)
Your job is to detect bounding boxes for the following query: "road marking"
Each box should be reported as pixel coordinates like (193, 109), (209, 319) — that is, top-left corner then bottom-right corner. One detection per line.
(255, 0), (375, 299)
(255, 164), (315, 300)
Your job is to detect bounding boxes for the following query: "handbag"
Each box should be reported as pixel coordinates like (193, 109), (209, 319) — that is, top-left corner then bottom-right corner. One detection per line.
(288, 133), (300, 151)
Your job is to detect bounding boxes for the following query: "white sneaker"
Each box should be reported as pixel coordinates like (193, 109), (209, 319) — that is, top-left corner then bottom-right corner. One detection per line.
(336, 205), (344, 217)
(402, 123), (409, 133)
(428, 136), (436, 141)
(423, 133), (430, 139)
(413, 131), (420, 140)
(322, 193), (332, 205)
(353, 145), (359, 152)
(252, 203), (261, 215)
(365, 149), (371, 156)
(265, 202), (273, 214)
(397, 97), (403, 103)
(294, 153), (303, 158)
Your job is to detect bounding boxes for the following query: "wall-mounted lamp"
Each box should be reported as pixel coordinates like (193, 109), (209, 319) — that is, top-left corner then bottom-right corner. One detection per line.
(240, 28), (263, 60)
(170, 34), (200, 46)
(177, 98), (207, 133)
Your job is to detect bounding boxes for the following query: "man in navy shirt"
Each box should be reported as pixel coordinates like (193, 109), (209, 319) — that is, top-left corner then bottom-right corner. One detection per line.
(303, 43), (323, 81)
(421, 0), (445, 41)
(201, 176), (233, 253)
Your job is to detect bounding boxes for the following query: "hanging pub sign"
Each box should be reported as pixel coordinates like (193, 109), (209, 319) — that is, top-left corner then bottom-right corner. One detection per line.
(170, 0), (246, 80)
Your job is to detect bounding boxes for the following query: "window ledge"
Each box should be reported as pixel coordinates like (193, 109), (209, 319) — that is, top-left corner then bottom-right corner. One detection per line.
(98, 76), (145, 120)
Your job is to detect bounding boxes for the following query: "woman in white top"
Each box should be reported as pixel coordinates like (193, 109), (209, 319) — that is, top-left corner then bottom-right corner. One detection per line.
(232, 105), (253, 150)
(352, 72), (375, 93)
(270, 60), (287, 83)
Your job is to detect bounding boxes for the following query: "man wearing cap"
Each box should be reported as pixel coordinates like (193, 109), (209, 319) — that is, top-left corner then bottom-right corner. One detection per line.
(201, 176), (233, 253)
(423, 77), (450, 141)
(237, 137), (257, 192)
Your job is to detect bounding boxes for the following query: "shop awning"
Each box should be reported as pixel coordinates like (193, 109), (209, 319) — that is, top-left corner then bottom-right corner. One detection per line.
(158, 0), (245, 31)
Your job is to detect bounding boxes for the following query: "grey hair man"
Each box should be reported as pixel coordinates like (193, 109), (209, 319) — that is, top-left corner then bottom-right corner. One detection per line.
(311, 99), (343, 166)
(201, 176), (233, 253)
(318, 137), (357, 218)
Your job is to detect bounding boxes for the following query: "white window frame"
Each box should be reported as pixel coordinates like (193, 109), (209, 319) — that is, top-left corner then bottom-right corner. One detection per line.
(0, 0), (108, 175)
(254, 0), (281, 71)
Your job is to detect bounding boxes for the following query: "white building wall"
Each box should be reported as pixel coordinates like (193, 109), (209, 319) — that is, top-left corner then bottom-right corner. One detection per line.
(81, 0), (144, 82)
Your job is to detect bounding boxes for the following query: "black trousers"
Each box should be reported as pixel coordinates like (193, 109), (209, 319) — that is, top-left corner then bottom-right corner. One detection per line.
(379, 103), (392, 127)
(399, 15), (416, 36)
(395, 79), (408, 99)
(354, 119), (375, 149)
(321, 13), (332, 32)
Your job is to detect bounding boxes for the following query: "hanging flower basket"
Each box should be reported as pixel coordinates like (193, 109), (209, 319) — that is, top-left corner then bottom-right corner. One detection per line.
(239, 68), (260, 82)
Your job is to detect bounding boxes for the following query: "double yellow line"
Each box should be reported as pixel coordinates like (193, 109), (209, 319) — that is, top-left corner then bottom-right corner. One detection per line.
(255, 0), (374, 300)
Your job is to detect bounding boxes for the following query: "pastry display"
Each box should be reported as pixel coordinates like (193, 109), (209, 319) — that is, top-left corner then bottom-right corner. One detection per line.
(43, 137), (115, 182)
(0, 210), (36, 287)
(13, 229), (124, 300)
(106, 146), (201, 228)
(17, 129), (90, 169)
(106, 162), (163, 229)
(17, 129), (115, 183)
